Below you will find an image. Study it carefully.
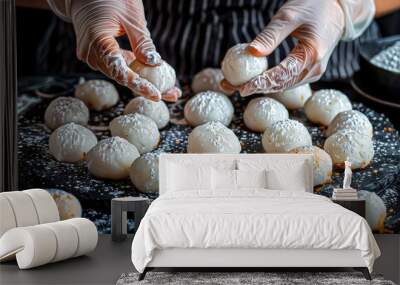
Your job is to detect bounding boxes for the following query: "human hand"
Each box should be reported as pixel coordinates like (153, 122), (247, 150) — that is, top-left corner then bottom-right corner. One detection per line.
(221, 0), (374, 97)
(48, 0), (180, 102)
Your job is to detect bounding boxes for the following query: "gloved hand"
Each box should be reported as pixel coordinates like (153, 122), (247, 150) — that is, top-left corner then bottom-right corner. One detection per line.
(47, 0), (181, 102)
(221, 0), (374, 96)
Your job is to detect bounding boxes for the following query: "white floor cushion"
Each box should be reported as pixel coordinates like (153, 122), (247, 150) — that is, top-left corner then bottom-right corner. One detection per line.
(0, 196), (17, 237)
(42, 221), (79, 262)
(0, 218), (98, 269)
(23, 189), (60, 224)
(1, 191), (39, 227)
(64, 218), (98, 257)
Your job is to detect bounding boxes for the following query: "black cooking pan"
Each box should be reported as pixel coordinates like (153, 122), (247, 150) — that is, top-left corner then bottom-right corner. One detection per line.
(359, 35), (400, 97)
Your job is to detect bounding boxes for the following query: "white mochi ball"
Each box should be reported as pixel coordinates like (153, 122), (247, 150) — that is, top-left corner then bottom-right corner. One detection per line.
(304, 89), (352, 126)
(221, 43), (268, 86)
(129, 60), (176, 93)
(109, 113), (160, 154)
(44, 97), (89, 130)
(262, 119), (312, 153)
(289, 146), (333, 186)
(129, 152), (160, 193)
(324, 130), (374, 169)
(326, 110), (373, 138)
(243, 97), (289, 132)
(49, 123), (97, 163)
(124, 96), (170, 129)
(47, 189), (82, 220)
(358, 190), (387, 232)
(268, 84), (312, 110)
(187, 121), (241, 154)
(184, 91), (234, 127)
(87, 137), (140, 180)
(191, 68), (233, 95)
(74, 80), (119, 111)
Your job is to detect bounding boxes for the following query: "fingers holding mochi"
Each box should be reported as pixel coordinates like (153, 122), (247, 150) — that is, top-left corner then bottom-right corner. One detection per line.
(221, 43), (268, 87)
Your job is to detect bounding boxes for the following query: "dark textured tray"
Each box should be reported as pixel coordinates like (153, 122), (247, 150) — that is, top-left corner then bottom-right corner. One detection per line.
(17, 75), (400, 234)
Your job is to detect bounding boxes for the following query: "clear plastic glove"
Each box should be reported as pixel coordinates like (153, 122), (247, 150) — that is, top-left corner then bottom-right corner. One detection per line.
(221, 0), (374, 97)
(47, 0), (181, 102)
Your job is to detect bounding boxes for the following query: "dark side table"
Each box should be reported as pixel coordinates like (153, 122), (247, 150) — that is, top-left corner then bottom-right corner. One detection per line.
(111, 197), (150, 242)
(332, 199), (366, 218)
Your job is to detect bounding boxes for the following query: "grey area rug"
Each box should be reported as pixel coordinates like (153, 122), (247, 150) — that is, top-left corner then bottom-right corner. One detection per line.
(116, 272), (395, 285)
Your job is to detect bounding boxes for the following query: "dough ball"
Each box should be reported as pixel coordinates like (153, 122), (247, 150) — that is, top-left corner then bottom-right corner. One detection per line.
(191, 68), (233, 95)
(262, 119), (312, 153)
(304, 89), (352, 126)
(109, 113), (160, 154)
(129, 152), (160, 193)
(243, 97), (289, 132)
(49, 123), (97, 163)
(129, 60), (176, 93)
(44, 97), (89, 130)
(268, 84), (312, 110)
(221, 43), (268, 86)
(87, 137), (140, 180)
(75, 80), (119, 111)
(358, 190), (387, 232)
(184, 91), (234, 127)
(124, 96), (170, 129)
(47, 189), (82, 220)
(289, 146), (332, 186)
(326, 110), (373, 138)
(324, 130), (374, 169)
(187, 121), (241, 154)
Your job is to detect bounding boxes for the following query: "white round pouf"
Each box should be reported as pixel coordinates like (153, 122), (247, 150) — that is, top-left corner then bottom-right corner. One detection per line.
(47, 189), (82, 220)
(262, 119), (312, 153)
(75, 80), (119, 111)
(191, 68), (232, 95)
(326, 110), (373, 138)
(44, 97), (89, 130)
(268, 84), (312, 110)
(289, 146), (333, 186)
(358, 190), (387, 232)
(109, 113), (160, 154)
(187, 121), (241, 154)
(49, 123), (98, 163)
(324, 130), (374, 169)
(87, 137), (140, 180)
(184, 91), (234, 127)
(129, 60), (176, 93)
(304, 89), (352, 126)
(124, 96), (170, 129)
(221, 43), (268, 86)
(243, 97), (289, 132)
(129, 152), (160, 194)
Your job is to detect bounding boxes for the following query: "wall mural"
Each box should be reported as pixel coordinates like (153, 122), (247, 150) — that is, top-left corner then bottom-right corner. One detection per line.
(17, 76), (400, 234)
